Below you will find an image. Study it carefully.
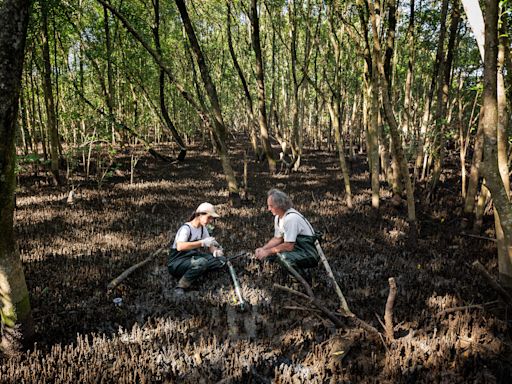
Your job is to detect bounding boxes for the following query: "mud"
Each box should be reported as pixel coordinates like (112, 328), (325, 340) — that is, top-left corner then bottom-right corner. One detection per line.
(2, 142), (511, 383)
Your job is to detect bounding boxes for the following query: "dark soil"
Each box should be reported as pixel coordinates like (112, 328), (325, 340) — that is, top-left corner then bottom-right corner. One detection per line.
(3, 140), (511, 383)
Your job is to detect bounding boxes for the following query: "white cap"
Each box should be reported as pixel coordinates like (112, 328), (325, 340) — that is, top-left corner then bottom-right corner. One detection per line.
(196, 202), (220, 217)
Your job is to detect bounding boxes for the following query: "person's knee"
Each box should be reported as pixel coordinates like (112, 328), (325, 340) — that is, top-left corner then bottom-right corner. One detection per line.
(191, 256), (209, 271)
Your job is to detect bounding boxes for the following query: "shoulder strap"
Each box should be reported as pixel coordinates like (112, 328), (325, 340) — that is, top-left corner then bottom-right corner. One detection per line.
(179, 223), (193, 242)
(284, 210), (316, 235)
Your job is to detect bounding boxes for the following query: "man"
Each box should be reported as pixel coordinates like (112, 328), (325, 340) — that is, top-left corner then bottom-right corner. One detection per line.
(255, 189), (319, 281)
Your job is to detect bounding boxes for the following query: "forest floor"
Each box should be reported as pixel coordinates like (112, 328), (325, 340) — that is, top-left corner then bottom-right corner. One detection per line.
(2, 139), (512, 383)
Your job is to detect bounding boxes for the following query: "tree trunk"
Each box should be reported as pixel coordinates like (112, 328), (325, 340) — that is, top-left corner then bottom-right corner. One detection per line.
(174, 0), (239, 198)
(103, 4), (116, 146)
(250, 0), (276, 173)
(368, 0), (417, 230)
(402, 0), (415, 141)
(430, 0), (461, 193)
(41, 0), (61, 185)
(0, 0), (34, 354)
(358, 3), (380, 208)
(152, 0), (187, 160)
(479, 0), (512, 289)
(415, 0), (449, 181)
(226, 2), (259, 157)
(327, 99), (353, 208)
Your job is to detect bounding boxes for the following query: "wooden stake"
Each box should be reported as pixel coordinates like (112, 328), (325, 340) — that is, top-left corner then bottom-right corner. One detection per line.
(384, 277), (397, 342)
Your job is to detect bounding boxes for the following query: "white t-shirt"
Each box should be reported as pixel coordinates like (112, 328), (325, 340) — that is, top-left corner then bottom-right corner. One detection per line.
(274, 208), (314, 242)
(172, 223), (210, 249)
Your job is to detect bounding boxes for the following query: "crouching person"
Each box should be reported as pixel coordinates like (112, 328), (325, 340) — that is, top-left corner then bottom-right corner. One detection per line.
(168, 202), (225, 295)
(255, 189), (320, 283)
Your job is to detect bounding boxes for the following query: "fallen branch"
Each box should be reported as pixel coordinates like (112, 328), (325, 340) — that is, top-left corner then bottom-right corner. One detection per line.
(384, 277), (397, 342)
(274, 284), (344, 328)
(435, 300), (499, 317)
(107, 247), (166, 290)
(283, 305), (323, 314)
(472, 261), (512, 307)
(461, 232), (496, 242)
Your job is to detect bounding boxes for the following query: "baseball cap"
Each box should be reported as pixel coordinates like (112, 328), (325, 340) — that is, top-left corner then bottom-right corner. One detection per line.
(196, 202), (220, 217)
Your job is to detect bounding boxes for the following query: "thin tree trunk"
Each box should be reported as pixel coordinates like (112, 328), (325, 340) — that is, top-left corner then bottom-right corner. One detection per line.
(0, 0), (34, 354)
(227, 2), (259, 156)
(41, 0), (61, 185)
(464, 110), (485, 213)
(327, 99), (353, 208)
(250, 0), (276, 173)
(152, 0), (187, 160)
(174, 0), (239, 198)
(103, 4), (116, 146)
(358, 3), (380, 208)
(479, 0), (512, 289)
(430, 0), (461, 193)
(403, 0), (415, 142)
(415, 0), (449, 181)
(368, 0), (417, 232)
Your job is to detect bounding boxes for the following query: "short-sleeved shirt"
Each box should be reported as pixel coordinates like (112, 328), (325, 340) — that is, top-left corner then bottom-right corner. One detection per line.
(172, 223), (210, 249)
(274, 208), (314, 243)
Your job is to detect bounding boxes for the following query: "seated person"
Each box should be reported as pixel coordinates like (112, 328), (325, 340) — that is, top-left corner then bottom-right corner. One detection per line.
(168, 202), (224, 294)
(255, 189), (319, 282)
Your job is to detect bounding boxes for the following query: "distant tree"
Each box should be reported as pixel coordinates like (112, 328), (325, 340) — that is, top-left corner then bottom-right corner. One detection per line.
(0, 0), (34, 355)
(249, 0), (276, 173)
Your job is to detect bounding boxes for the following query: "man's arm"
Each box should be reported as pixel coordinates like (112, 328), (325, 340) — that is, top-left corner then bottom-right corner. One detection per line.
(255, 237), (295, 260)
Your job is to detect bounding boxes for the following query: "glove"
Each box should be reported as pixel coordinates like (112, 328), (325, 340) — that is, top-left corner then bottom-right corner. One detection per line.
(201, 237), (216, 247)
(213, 249), (224, 257)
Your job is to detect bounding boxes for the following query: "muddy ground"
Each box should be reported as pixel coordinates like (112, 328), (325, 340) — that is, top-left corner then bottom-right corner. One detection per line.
(2, 140), (511, 383)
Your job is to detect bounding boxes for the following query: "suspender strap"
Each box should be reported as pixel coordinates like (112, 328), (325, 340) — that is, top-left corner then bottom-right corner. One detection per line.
(180, 223), (204, 242)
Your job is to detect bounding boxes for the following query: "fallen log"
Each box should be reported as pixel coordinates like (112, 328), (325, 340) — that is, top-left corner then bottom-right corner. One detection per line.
(107, 247), (166, 290)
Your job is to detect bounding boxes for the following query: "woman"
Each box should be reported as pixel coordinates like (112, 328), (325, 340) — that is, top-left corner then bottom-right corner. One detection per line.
(168, 202), (225, 295)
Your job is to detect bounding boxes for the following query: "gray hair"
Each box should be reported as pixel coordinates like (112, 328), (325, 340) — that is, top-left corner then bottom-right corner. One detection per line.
(267, 188), (293, 211)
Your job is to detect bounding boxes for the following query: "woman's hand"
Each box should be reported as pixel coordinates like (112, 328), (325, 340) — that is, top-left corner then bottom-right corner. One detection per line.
(201, 237), (216, 247)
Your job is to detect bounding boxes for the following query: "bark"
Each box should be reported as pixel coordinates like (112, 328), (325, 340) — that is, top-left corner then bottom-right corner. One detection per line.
(402, 0), (415, 141)
(327, 99), (353, 208)
(479, 0), (512, 289)
(464, 109), (484, 213)
(41, 0), (61, 185)
(174, 0), (239, 197)
(415, 0), (449, 181)
(151, 0), (187, 159)
(430, 0), (461, 192)
(0, 0), (34, 354)
(358, 3), (380, 208)
(368, 0), (417, 228)
(226, 2), (259, 156)
(384, 277), (397, 342)
(250, 0), (276, 173)
(103, 4), (116, 145)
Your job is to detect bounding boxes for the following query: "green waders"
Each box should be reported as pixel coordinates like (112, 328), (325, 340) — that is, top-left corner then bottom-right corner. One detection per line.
(275, 234), (320, 278)
(168, 249), (225, 288)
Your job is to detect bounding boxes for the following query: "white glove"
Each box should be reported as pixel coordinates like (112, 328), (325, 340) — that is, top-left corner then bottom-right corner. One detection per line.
(201, 237), (216, 247)
(213, 249), (224, 257)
